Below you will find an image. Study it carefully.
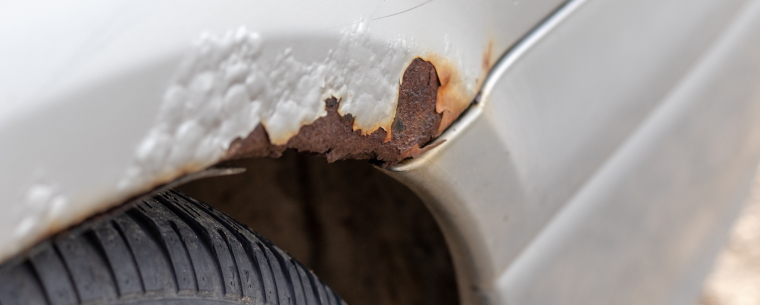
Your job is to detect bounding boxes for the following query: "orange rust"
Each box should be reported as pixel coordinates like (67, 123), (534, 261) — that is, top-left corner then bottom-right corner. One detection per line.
(338, 111), (396, 143)
(423, 54), (467, 135)
(109, 49), (496, 233)
(269, 39), (496, 145)
(482, 40), (494, 80)
(338, 94), (397, 143)
(383, 126), (393, 142)
(423, 39), (495, 135)
(262, 111), (330, 146)
(224, 58), (440, 166)
(338, 113), (395, 142)
(397, 140), (446, 160)
(29, 56), (459, 254)
(29, 45), (500, 263)
(343, 124), (394, 143)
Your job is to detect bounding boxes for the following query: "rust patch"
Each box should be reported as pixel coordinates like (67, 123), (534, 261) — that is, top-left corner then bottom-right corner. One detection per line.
(227, 42), (496, 165)
(227, 124), (284, 159)
(482, 40), (494, 75)
(226, 58), (442, 166)
(426, 56), (468, 135)
(424, 40), (494, 135)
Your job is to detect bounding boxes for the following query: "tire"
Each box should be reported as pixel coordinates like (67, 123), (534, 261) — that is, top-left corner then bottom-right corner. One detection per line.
(0, 189), (345, 305)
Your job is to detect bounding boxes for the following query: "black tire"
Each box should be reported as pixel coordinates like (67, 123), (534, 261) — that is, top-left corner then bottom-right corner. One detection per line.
(0, 189), (345, 305)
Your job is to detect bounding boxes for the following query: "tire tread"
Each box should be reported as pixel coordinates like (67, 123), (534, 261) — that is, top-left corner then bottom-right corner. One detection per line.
(0, 190), (344, 305)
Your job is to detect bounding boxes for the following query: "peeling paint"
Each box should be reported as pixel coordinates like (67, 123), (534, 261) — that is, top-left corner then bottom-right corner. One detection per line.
(4, 23), (482, 261)
(119, 18), (483, 196)
(119, 20), (416, 192)
(425, 40), (494, 135)
(426, 55), (470, 135)
(3, 21), (480, 264)
(0, 0), (571, 271)
(327, 20), (413, 140)
(226, 58), (443, 166)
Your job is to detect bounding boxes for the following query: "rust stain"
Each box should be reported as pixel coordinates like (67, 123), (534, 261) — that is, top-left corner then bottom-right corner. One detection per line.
(225, 58), (442, 166)
(226, 40), (496, 166)
(426, 55), (467, 136)
(33, 48), (496, 249)
(29, 44), (499, 261)
(482, 40), (494, 75)
(424, 39), (494, 135)
(338, 103), (396, 144)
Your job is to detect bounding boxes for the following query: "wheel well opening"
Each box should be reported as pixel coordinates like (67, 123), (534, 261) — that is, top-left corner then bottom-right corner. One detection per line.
(176, 149), (458, 305)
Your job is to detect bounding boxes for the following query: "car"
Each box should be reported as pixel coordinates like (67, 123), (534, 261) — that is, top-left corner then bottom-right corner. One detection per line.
(2, 0), (760, 304)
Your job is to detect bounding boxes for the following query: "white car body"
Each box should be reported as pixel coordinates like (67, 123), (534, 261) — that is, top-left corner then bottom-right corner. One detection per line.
(3, 0), (760, 304)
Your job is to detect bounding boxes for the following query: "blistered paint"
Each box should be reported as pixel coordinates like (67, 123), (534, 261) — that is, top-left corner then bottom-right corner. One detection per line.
(14, 180), (68, 241)
(4, 20), (481, 265)
(6, 20), (479, 259)
(0, 0), (569, 276)
(119, 20), (417, 192)
(326, 21), (413, 140)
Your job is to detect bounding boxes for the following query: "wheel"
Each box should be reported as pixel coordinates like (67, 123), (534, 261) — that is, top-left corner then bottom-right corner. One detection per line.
(0, 189), (344, 305)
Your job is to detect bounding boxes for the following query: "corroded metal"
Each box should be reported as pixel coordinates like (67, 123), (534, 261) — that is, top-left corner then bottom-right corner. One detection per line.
(226, 58), (445, 166)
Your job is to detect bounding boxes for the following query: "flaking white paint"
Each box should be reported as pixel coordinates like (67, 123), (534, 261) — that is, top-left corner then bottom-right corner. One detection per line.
(119, 20), (414, 192)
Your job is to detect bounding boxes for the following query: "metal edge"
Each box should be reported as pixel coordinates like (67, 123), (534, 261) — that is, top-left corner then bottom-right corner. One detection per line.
(387, 0), (588, 172)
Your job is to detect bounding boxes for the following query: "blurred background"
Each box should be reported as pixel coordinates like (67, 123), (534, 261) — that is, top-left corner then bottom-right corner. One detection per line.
(700, 174), (760, 305)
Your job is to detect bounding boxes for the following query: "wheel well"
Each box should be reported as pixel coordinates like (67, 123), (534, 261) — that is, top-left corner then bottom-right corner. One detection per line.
(176, 150), (458, 305)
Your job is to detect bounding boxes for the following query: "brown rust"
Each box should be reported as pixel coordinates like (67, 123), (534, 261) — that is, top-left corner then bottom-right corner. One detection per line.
(427, 56), (468, 136)
(424, 40), (494, 135)
(226, 58), (442, 166)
